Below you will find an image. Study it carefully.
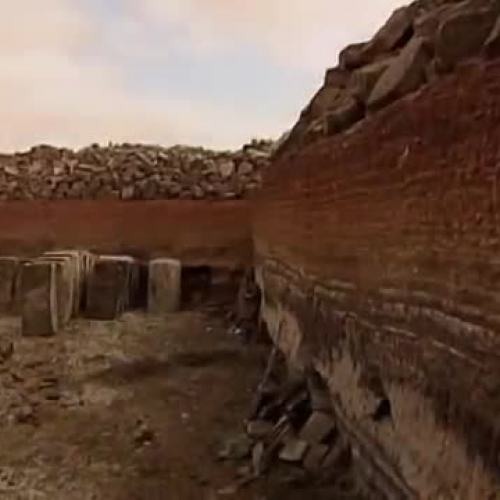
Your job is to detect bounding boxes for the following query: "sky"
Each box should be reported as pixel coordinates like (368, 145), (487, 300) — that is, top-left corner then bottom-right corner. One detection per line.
(0, 0), (404, 152)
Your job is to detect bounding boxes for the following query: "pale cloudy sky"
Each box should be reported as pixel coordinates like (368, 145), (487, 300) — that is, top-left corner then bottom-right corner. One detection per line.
(0, 0), (404, 152)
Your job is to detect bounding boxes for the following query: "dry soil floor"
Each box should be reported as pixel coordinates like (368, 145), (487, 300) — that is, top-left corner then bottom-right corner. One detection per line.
(0, 307), (360, 500)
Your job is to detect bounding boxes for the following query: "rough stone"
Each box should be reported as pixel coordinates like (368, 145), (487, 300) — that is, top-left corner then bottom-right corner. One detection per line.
(20, 261), (59, 336)
(0, 257), (20, 314)
(85, 256), (133, 320)
(37, 256), (74, 326)
(435, 6), (498, 70)
(367, 36), (431, 111)
(349, 57), (396, 103)
(147, 258), (181, 314)
(323, 95), (364, 136)
(298, 412), (336, 445)
(339, 42), (373, 70)
(370, 5), (414, 53)
(324, 66), (350, 88)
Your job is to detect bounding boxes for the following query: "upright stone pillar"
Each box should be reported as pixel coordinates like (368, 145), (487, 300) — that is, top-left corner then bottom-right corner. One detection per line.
(85, 255), (135, 320)
(21, 261), (60, 336)
(148, 258), (182, 314)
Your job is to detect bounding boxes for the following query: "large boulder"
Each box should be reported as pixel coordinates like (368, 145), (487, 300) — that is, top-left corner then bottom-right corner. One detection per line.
(349, 57), (397, 103)
(339, 6), (413, 70)
(367, 37), (431, 111)
(37, 256), (75, 326)
(323, 96), (364, 136)
(339, 42), (373, 70)
(370, 5), (414, 53)
(21, 261), (59, 337)
(435, 5), (499, 70)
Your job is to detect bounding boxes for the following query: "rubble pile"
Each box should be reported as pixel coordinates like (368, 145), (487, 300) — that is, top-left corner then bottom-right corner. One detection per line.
(0, 139), (273, 201)
(216, 347), (359, 497)
(276, 0), (500, 157)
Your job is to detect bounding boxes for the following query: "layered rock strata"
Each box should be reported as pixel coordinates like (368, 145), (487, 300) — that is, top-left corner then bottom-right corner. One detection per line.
(255, 56), (500, 496)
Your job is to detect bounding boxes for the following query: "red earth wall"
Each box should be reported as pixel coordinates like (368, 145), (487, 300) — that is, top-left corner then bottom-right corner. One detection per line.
(254, 60), (500, 497)
(0, 200), (252, 267)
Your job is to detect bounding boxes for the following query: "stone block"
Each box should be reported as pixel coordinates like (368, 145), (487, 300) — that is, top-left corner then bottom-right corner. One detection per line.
(37, 256), (74, 325)
(85, 255), (134, 320)
(0, 257), (20, 314)
(436, 6), (498, 71)
(148, 258), (181, 314)
(299, 411), (336, 445)
(21, 261), (59, 336)
(367, 37), (430, 111)
(43, 250), (92, 316)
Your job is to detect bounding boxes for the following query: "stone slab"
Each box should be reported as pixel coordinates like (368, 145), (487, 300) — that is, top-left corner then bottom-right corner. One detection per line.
(0, 257), (20, 314)
(43, 250), (89, 315)
(37, 256), (74, 325)
(278, 437), (309, 463)
(147, 258), (181, 314)
(298, 411), (336, 445)
(85, 255), (133, 320)
(21, 261), (59, 336)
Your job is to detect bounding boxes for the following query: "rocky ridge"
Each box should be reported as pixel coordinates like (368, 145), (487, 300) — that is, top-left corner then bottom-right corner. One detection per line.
(275, 0), (500, 157)
(0, 139), (273, 201)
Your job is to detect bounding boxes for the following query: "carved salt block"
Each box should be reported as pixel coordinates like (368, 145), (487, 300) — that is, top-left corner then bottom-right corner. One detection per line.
(85, 255), (134, 320)
(21, 261), (60, 336)
(148, 258), (181, 314)
(0, 257), (20, 314)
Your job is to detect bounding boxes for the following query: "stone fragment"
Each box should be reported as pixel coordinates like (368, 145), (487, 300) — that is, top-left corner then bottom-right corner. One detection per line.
(0, 257), (20, 314)
(349, 57), (396, 103)
(436, 6), (498, 71)
(298, 411), (336, 445)
(21, 261), (59, 337)
(219, 160), (235, 178)
(323, 66), (350, 88)
(85, 255), (134, 320)
(278, 437), (309, 463)
(147, 258), (181, 314)
(308, 86), (345, 118)
(367, 37), (430, 111)
(339, 42), (373, 70)
(370, 5), (413, 53)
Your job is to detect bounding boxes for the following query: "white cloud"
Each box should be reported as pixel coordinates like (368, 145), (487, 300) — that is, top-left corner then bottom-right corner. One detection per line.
(0, 0), (405, 151)
(127, 0), (405, 71)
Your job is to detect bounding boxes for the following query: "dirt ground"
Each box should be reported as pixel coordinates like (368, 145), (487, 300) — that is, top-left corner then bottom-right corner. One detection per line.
(0, 306), (360, 500)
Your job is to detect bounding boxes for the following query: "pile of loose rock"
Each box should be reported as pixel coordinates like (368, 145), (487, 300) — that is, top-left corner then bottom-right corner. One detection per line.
(276, 0), (500, 156)
(0, 139), (273, 201)
(215, 348), (358, 497)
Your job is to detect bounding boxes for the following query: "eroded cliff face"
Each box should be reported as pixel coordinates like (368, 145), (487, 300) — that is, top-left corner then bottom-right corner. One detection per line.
(255, 54), (500, 497)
